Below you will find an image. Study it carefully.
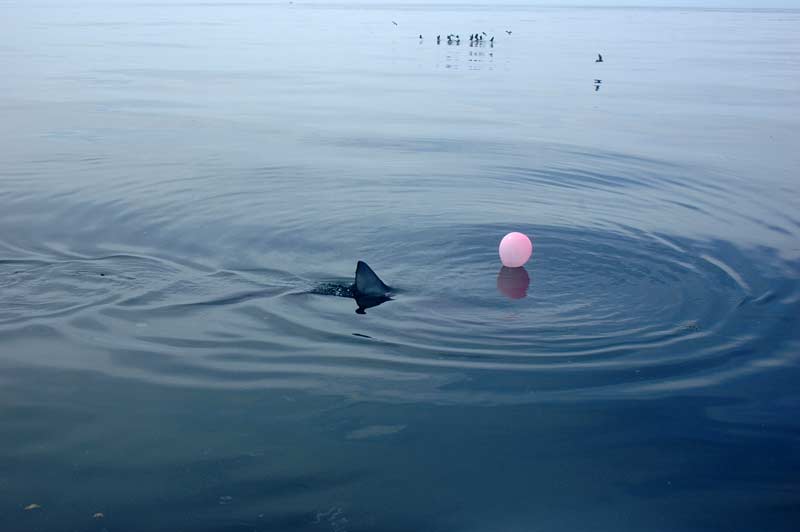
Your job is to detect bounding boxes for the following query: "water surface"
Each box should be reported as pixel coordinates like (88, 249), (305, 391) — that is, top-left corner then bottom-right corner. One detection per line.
(1, 2), (799, 531)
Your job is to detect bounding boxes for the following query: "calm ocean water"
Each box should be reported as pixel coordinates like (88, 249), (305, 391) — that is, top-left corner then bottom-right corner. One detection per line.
(1, 2), (799, 531)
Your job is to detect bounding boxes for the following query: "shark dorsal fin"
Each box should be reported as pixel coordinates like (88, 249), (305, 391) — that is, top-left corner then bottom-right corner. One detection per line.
(354, 261), (390, 297)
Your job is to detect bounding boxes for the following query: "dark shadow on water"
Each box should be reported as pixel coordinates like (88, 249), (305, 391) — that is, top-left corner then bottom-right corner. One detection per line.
(496, 266), (530, 299)
(354, 293), (392, 314)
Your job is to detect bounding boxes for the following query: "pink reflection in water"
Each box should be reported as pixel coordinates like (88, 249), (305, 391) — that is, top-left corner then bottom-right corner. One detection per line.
(496, 266), (530, 299)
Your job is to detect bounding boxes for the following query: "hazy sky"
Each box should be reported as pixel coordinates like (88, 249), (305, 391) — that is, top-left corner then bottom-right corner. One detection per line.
(258, 1), (797, 8)
(509, 1), (799, 6)
(73, 0), (800, 7)
(386, 1), (800, 6)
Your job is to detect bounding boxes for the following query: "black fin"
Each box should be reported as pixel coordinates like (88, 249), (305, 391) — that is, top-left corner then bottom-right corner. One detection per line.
(354, 261), (390, 297)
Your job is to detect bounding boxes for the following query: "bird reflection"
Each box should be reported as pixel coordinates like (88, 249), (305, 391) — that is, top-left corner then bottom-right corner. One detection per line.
(496, 266), (530, 299)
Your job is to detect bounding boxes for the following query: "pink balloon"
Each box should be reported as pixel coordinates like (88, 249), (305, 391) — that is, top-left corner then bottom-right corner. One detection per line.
(498, 232), (533, 268)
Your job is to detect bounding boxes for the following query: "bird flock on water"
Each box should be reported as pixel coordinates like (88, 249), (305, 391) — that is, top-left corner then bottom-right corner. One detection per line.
(394, 22), (605, 90)
(423, 32), (497, 46)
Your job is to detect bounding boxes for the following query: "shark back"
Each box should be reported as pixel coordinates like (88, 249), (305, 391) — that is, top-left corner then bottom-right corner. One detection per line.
(354, 261), (391, 297)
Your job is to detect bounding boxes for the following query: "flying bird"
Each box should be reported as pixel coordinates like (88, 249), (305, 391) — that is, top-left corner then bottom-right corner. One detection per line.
(505, 30), (512, 35)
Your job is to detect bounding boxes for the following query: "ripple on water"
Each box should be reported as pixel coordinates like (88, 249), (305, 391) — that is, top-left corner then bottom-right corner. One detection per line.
(2, 224), (795, 405)
(0, 254), (181, 325)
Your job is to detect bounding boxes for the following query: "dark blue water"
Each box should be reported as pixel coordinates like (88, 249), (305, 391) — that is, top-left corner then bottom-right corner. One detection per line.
(2, 2), (799, 531)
